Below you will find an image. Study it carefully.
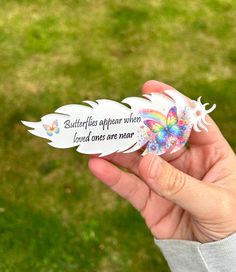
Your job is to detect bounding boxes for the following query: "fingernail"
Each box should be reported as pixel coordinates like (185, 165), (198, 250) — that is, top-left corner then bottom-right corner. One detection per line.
(148, 155), (160, 179)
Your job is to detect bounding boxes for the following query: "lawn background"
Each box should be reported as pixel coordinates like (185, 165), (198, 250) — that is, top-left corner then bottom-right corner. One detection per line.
(0, 0), (236, 271)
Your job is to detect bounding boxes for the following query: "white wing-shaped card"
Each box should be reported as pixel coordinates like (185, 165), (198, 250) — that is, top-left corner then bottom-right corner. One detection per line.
(22, 90), (216, 157)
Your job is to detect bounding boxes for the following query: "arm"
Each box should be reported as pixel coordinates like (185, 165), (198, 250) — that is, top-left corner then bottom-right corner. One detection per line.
(156, 232), (236, 272)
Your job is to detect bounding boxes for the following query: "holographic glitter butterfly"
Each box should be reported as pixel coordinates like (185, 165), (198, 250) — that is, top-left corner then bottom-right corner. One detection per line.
(142, 106), (189, 154)
(43, 120), (60, 136)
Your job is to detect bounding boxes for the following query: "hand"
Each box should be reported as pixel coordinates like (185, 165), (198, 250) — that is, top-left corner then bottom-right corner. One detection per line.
(88, 80), (236, 243)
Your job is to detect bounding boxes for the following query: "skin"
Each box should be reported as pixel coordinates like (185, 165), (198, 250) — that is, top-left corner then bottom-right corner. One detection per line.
(88, 80), (236, 243)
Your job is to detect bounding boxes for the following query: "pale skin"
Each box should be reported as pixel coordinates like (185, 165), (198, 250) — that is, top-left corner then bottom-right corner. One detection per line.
(88, 80), (236, 243)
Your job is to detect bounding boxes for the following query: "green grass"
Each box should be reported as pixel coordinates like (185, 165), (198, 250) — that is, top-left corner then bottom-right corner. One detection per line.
(0, 0), (236, 271)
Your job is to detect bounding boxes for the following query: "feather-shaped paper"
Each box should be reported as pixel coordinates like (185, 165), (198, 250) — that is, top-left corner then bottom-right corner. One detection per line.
(22, 90), (216, 156)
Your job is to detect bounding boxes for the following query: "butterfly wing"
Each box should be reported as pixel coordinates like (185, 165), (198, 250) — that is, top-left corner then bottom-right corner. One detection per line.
(144, 120), (168, 146)
(156, 129), (169, 146)
(167, 107), (183, 137)
(52, 120), (60, 134)
(144, 120), (163, 133)
(167, 106), (178, 127)
(168, 124), (183, 137)
(43, 124), (53, 136)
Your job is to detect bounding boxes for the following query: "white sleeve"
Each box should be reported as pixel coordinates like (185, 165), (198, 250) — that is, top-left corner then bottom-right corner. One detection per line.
(155, 232), (236, 272)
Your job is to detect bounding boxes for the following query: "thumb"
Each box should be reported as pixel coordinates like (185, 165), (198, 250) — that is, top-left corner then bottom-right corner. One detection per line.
(139, 154), (226, 219)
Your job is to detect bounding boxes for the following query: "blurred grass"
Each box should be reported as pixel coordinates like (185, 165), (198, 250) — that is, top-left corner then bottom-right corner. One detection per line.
(0, 0), (236, 271)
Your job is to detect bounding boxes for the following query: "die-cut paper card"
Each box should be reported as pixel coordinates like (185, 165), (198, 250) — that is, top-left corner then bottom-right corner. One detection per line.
(22, 90), (216, 157)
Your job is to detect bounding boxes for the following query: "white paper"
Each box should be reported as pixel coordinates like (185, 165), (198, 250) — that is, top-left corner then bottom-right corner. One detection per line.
(22, 90), (216, 156)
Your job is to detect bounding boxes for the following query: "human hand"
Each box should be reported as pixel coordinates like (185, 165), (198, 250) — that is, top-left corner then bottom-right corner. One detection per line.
(88, 80), (236, 243)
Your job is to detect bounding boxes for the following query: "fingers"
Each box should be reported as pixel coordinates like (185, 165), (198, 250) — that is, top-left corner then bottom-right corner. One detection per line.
(88, 157), (177, 232)
(139, 154), (227, 220)
(188, 115), (225, 146)
(101, 151), (142, 176)
(142, 80), (175, 94)
(88, 158), (150, 211)
(142, 80), (225, 147)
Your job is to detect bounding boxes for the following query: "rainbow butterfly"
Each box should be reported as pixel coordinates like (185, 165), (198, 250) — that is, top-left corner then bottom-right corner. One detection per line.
(142, 106), (186, 151)
(43, 120), (60, 136)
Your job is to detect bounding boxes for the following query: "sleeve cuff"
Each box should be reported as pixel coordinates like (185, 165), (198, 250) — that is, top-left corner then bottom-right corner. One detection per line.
(155, 232), (236, 272)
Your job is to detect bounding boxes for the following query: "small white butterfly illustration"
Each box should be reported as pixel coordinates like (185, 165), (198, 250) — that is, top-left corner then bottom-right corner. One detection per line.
(43, 120), (60, 136)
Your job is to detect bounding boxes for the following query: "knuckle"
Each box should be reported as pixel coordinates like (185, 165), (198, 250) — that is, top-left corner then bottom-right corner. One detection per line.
(123, 175), (139, 200)
(163, 168), (186, 197)
(125, 185), (138, 200)
(110, 170), (122, 188)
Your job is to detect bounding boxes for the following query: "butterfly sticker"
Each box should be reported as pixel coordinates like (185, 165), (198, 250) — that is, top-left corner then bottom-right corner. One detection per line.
(142, 106), (189, 154)
(43, 120), (60, 136)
